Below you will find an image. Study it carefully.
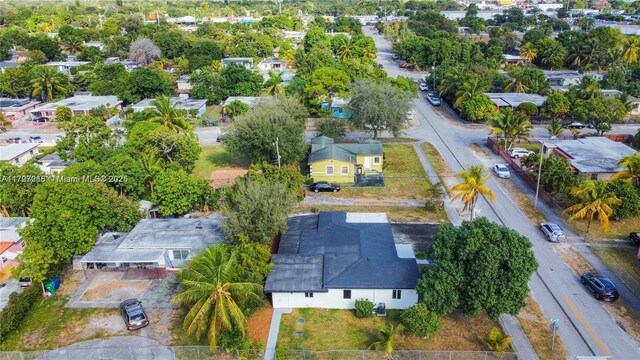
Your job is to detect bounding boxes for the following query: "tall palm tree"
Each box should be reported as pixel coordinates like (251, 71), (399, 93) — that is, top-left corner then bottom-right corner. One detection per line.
(31, 66), (68, 102)
(451, 165), (495, 221)
(138, 152), (162, 194)
(438, 66), (463, 99)
(454, 74), (489, 109)
(611, 153), (640, 187)
(575, 76), (600, 100)
(547, 118), (565, 139)
(489, 108), (532, 152)
(563, 180), (622, 239)
(336, 38), (354, 61)
(170, 246), (262, 350)
(520, 42), (537, 63)
(149, 96), (190, 132)
(504, 66), (530, 93)
(622, 36), (639, 64)
(263, 70), (285, 97)
(369, 324), (404, 356)
(65, 38), (85, 54)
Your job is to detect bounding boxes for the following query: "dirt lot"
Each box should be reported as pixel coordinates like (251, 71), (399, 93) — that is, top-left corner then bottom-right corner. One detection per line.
(80, 273), (149, 302)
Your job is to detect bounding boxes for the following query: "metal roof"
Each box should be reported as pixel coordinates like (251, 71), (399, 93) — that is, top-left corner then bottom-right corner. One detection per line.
(0, 143), (39, 161)
(132, 97), (206, 111)
(34, 96), (122, 112)
(485, 93), (547, 107)
(265, 212), (419, 293)
(546, 137), (638, 174)
(308, 137), (383, 164)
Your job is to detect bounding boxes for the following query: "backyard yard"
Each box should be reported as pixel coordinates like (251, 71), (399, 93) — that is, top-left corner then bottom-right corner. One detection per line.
(192, 146), (249, 179)
(277, 308), (502, 352)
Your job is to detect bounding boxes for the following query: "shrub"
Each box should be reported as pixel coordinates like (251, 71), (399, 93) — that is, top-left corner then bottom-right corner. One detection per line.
(400, 303), (441, 338)
(0, 285), (41, 342)
(354, 298), (375, 318)
(479, 327), (512, 353)
(606, 180), (640, 219)
(316, 119), (347, 141)
(515, 102), (538, 116)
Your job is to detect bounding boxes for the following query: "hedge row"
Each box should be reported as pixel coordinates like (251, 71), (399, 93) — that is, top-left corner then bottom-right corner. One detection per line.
(0, 285), (41, 342)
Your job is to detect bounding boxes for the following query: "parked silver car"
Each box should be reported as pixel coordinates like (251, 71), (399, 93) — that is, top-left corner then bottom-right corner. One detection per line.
(493, 164), (511, 179)
(508, 147), (534, 159)
(539, 222), (566, 242)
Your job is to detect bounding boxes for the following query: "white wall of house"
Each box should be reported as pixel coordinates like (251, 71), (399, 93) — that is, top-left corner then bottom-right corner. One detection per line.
(271, 288), (418, 309)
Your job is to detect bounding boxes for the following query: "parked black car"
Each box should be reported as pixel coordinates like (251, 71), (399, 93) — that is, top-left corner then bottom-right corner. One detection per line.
(561, 121), (586, 129)
(580, 272), (619, 302)
(309, 182), (340, 193)
(119, 299), (150, 330)
(630, 232), (640, 246)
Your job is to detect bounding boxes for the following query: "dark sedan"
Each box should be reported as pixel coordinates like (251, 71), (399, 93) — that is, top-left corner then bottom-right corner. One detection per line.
(630, 232), (640, 246)
(309, 182), (340, 193)
(580, 272), (619, 302)
(119, 299), (150, 330)
(561, 121), (586, 129)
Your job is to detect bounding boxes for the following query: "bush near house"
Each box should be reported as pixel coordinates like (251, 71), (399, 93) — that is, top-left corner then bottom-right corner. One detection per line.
(400, 303), (442, 338)
(354, 298), (375, 318)
(0, 286), (41, 342)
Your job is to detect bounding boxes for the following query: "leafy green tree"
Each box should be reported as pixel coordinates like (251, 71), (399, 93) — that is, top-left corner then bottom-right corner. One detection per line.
(316, 119), (347, 141)
(189, 68), (224, 104)
(0, 66), (34, 98)
(25, 35), (62, 61)
(225, 98), (307, 164)
(225, 100), (249, 119)
(55, 106), (73, 122)
(564, 180), (622, 238)
(57, 114), (116, 163)
(417, 218), (538, 318)
(451, 165), (495, 221)
(13, 241), (56, 295)
(19, 180), (141, 263)
(31, 66), (69, 102)
(606, 180), (640, 219)
(572, 97), (626, 135)
(170, 246), (262, 350)
(102, 153), (146, 199)
(188, 39), (223, 71)
(347, 79), (412, 139)
(126, 121), (200, 172)
(534, 38), (566, 70)
(460, 94), (497, 123)
(369, 324), (404, 355)
(245, 162), (307, 200)
(303, 27), (330, 53)
(220, 63), (264, 97)
(523, 154), (577, 195)
(0, 163), (43, 217)
(541, 91), (570, 118)
(124, 68), (174, 104)
(304, 67), (350, 108)
(152, 168), (203, 217)
(221, 177), (297, 244)
(400, 304), (442, 338)
(489, 108), (533, 152)
(221, 242), (272, 284)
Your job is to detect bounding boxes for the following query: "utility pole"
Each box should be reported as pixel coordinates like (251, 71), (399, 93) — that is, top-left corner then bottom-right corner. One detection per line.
(274, 137), (281, 168)
(534, 140), (544, 209)
(432, 62), (436, 93)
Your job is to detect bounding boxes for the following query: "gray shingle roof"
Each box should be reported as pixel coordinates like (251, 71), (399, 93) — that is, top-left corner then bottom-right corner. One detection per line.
(308, 137), (383, 164)
(264, 212), (419, 293)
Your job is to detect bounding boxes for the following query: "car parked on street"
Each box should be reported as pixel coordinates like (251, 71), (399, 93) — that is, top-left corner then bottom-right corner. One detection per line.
(580, 272), (619, 302)
(539, 222), (566, 242)
(493, 164), (511, 179)
(426, 93), (441, 106)
(119, 299), (150, 330)
(309, 182), (340, 193)
(7, 137), (22, 143)
(419, 83), (429, 91)
(29, 136), (43, 143)
(18, 277), (32, 287)
(629, 232), (640, 246)
(562, 121), (586, 129)
(508, 148), (534, 159)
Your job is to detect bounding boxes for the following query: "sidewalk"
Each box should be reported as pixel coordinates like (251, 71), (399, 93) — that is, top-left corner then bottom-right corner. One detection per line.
(263, 307), (292, 360)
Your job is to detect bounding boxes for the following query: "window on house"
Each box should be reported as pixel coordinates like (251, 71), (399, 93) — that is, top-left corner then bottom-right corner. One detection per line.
(392, 290), (402, 299)
(172, 249), (189, 260)
(326, 165), (334, 175)
(343, 290), (351, 299)
(341, 166), (349, 175)
(373, 156), (381, 165)
(305, 292), (314, 298)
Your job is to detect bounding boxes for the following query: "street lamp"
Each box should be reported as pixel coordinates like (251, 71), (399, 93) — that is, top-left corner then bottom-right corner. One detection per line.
(431, 62), (436, 93)
(534, 140), (545, 209)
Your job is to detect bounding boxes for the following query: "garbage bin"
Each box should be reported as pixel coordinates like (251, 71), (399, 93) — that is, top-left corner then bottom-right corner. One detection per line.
(52, 277), (60, 290)
(44, 280), (56, 295)
(211, 120), (218, 126)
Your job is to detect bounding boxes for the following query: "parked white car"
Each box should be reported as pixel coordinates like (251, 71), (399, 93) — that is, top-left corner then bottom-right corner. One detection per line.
(508, 147), (534, 159)
(493, 164), (511, 179)
(419, 83), (429, 91)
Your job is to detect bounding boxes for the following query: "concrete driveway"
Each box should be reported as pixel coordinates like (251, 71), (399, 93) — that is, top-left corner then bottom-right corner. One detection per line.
(0, 278), (23, 311)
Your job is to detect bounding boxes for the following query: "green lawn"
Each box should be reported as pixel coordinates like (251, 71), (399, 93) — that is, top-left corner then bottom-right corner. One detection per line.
(0, 293), (119, 350)
(192, 146), (249, 179)
(383, 144), (426, 176)
(590, 246), (640, 291)
(566, 216), (640, 240)
(277, 308), (502, 351)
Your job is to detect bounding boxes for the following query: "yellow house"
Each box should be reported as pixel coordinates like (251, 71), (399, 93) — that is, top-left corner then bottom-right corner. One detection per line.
(308, 136), (384, 183)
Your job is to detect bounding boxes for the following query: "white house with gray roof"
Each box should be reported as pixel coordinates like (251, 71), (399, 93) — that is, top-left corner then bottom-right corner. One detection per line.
(265, 212), (419, 309)
(80, 219), (224, 270)
(0, 143), (39, 166)
(131, 96), (207, 118)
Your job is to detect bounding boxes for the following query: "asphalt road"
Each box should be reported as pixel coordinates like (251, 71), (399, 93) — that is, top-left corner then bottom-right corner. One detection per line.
(365, 26), (640, 359)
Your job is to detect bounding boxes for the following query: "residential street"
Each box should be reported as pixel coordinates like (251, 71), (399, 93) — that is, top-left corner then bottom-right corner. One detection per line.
(364, 26), (640, 359)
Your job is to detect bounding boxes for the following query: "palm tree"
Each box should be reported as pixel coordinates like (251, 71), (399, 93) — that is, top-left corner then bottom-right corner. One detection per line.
(170, 246), (262, 350)
(547, 118), (564, 139)
(563, 180), (622, 239)
(520, 42), (537, 63)
(138, 152), (162, 194)
(480, 327), (512, 353)
(149, 96), (190, 132)
(31, 66), (68, 102)
(574, 17), (595, 31)
(336, 38), (354, 61)
(576, 76), (600, 100)
(489, 108), (532, 152)
(611, 153), (640, 187)
(622, 37), (639, 64)
(369, 324), (404, 356)
(210, 60), (223, 73)
(504, 66), (530, 93)
(451, 165), (495, 221)
(65, 38), (85, 54)
(454, 74), (489, 109)
(438, 66), (463, 99)
(263, 70), (285, 97)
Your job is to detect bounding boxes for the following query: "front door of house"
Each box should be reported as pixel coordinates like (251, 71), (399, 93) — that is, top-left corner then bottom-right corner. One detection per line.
(364, 157), (371, 170)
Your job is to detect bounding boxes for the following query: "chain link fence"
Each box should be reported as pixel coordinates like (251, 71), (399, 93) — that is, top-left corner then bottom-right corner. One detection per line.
(277, 350), (518, 360)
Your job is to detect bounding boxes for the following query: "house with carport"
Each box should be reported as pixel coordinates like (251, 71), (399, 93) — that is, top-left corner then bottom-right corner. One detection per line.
(265, 212), (420, 309)
(308, 136), (383, 184)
